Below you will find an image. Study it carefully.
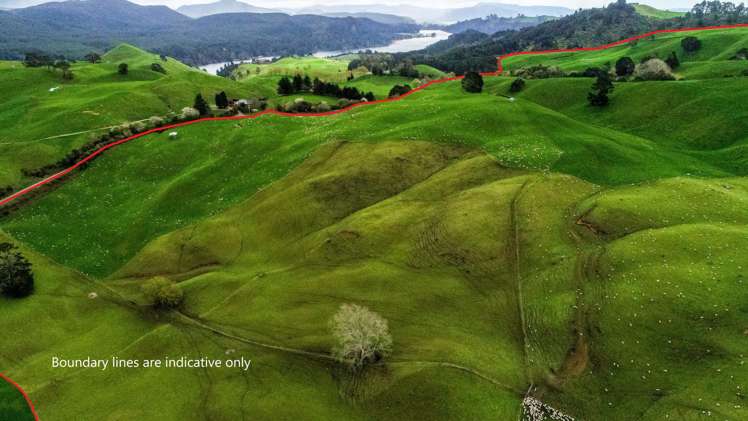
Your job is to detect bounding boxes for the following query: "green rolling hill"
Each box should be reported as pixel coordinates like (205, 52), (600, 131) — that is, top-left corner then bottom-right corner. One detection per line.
(0, 26), (747, 421)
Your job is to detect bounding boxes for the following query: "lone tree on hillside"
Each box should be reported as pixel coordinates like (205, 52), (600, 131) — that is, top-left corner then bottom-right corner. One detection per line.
(118, 63), (128, 75)
(215, 91), (229, 109)
(84, 52), (102, 63)
(588, 72), (614, 107)
(142, 276), (183, 309)
(330, 303), (392, 370)
(193, 93), (211, 116)
(0, 243), (34, 298)
(615, 56), (635, 76)
(665, 51), (680, 69)
(681, 36), (702, 53)
(461, 71), (484, 93)
(509, 77), (525, 93)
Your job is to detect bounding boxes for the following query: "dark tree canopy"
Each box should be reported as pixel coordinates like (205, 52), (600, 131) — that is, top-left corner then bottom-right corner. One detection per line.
(615, 56), (636, 76)
(118, 63), (128, 75)
(193, 93), (211, 116)
(509, 77), (526, 93)
(681, 36), (702, 52)
(461, 71), (484, 93)
(588, 72), (614, 106)
(0, 243), (34, 298)
(277, 76), (294, 95)
(665, 51), (680, 69)
(215, 91), (229, 109)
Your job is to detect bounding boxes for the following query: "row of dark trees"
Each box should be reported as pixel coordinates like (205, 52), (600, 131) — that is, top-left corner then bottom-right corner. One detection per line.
(278, 75), (375, 101)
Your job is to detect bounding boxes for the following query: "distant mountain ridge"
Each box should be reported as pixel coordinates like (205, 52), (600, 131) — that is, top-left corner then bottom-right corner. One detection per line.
(176, 0), (277, 18)
(443, 14), (557, 34)
(294, 2), (572, 23)
(0, 0), (419, 64)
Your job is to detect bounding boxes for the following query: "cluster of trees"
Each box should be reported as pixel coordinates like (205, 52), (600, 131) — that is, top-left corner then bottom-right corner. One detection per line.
(23, 52), (74, 80)
(278, 75), (375, 101)
(0, 243), (34, 298)
(348, 55), (430, 78)
(276, 97), (368, 114)
(388, 84), (412, 98)
(216, 62), (240, 78)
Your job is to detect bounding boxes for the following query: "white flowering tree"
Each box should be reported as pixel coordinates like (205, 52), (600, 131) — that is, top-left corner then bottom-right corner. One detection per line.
(330, 304), (393, 370)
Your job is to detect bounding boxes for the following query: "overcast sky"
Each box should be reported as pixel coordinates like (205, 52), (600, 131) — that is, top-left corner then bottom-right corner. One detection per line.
(132, 0), (697, 13)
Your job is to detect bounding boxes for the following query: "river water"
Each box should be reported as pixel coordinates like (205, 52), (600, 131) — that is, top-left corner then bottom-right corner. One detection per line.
(200, 29), (451, 75)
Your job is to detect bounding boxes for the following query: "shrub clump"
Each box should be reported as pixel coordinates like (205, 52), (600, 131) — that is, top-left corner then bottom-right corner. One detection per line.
(181, 107), (200, 120)
(512, 64), (564, 79)
(634, 59), (675, 81)
(142, 276), (183, 309)
(388, 84), (412, 98)
(509, 77), (526, 93)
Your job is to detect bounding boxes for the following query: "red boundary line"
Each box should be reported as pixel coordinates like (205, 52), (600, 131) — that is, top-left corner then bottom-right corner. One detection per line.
(0, 372), (39, 421)
(1, 23), (747, 207)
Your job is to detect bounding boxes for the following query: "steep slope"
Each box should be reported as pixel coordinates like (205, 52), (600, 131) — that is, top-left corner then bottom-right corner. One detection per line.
(0, 44), (253, 186)
(3, 141), (746, 419)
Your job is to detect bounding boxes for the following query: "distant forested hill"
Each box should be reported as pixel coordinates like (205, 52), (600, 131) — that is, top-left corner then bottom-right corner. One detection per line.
(0, 0), (419, 64)
(400, 0), (748, 73)
(443, 14), (557, 34)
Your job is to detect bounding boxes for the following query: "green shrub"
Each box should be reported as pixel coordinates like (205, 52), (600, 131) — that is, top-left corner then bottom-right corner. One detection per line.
(142, 277), (183, 309)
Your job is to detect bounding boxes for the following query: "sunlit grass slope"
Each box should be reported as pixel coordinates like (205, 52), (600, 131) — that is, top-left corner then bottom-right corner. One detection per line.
(633, 3), (686, 19)
(5, 140), (746, 420)
(0, 44), (254, 186)
(4, 78), (734, 277)
(502, 27), (748, 79)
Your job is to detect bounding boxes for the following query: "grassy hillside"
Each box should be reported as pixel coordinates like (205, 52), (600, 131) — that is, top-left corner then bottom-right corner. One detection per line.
(633, 3), (686, 19)
(234, 57), (365, 83)
(1, 25), (747, 421)
(3, 141), (747, 420)
(502, 27), (748, 79)
(0, 44), (254, 186)
(0, 377), (33, 421)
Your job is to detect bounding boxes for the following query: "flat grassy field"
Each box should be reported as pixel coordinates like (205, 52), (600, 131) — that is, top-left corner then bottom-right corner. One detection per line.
(1, 27), (747, 421)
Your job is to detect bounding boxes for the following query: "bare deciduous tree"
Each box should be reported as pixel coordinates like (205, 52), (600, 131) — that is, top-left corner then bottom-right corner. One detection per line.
(330, 304), (392, 370)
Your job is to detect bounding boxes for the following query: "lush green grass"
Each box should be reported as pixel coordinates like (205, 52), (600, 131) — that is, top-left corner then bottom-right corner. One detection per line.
(1, 29), (748, 421)
(344, 75), (413, 97)
(0, 377), (33, 421)
(6, 77), (737, 277)
(503, 27), (748, 80)
(633, 3), (686, 19)
(234, 56), (366, 84)
(0, 44), (256, 186)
